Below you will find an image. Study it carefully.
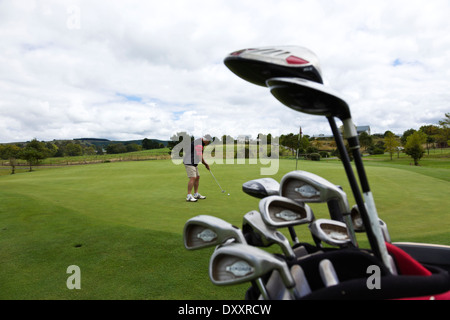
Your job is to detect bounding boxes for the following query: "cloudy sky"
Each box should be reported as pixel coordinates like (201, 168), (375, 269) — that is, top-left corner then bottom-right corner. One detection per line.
(1, 0), (449, 143)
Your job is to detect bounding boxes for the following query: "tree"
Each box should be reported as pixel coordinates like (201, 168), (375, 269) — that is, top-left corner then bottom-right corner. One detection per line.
(384, 132), (400, 160)
(125, 143), (142, 152)
(142, 138), (160, 150)
(404, 131), (427, 166)
(401, 129), (416, 145)
(419, 125), (439, 154)
(359, 132), (373, 152)
(280, 133), (310, 156)
(437, 113), (450, 149)
(439, 113), (450, 127)
(106, 143), (127, 154)
(65, 143), (83, 156)
(19, 139), (52, 171)
(0, 144), (21, 174)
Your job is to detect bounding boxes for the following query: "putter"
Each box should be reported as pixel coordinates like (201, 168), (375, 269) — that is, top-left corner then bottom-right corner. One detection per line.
(258, 195), (315, 244)
(209, 169), (228, 195)
(224, 46), (323, 86)
(242, 210), (296, 260)
(209, 243), (301, 299)
(266, 77), (393, 273)
(183, 215), (269, 299)
(280, 170), (358, 247)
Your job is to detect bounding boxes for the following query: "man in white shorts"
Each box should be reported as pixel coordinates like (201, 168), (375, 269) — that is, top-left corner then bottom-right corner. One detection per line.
(183, 135), (211, 202)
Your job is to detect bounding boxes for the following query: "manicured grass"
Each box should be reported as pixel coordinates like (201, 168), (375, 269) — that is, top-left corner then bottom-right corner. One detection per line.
(0, 158), (448, 299)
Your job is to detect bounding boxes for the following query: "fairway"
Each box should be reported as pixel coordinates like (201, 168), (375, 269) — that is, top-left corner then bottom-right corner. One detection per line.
(0, 158), (449, 300)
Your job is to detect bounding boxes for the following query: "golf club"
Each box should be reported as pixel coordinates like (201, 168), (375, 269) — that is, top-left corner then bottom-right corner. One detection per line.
(209, 169), (229, 195)
(183, 215), (269, 299)
(279, 170), (358, 247)
(224, 46), (323, 87)
(309, 219), (352, 248)
(319, 259), (340, 287)
(262, 265), (312, 300)
(242, 210), (296, 260)
(266, 77), (393, 273)
(183, 215), (246, 250)
(258, 195), (315, 244)
(242, 178), (280, 199)
(242, 178), (302, 244)
(209, 243), (301, 299)
(351, 205), (391, 243)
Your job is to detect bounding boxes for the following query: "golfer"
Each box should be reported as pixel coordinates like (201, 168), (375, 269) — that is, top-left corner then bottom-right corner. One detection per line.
(183, 134), (212, 202)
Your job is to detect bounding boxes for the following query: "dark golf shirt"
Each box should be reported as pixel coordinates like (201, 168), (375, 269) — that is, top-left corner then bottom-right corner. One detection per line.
(183, 138), (205, 167)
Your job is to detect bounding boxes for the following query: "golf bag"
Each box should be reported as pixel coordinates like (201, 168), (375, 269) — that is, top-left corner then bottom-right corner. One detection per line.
(245, 242), (450, 300)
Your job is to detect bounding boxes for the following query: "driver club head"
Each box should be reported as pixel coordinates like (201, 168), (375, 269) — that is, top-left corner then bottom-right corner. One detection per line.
(224, 46), (323, 87)
(183, 215), (246, 250)
(242, 178), (280, 199)
(266, 77), (351, 121)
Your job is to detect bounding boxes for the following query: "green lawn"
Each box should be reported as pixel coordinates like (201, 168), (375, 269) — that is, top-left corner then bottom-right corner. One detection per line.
(0, 157), (449, 299)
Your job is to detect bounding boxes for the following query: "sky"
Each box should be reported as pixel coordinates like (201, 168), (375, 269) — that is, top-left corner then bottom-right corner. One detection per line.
(1, 0), (450, 143)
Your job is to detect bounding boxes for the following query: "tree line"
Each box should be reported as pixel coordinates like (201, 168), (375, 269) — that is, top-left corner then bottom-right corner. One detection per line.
(170, 113), (449, 166)
(1, 114), (448, 173)
(0, 138), (165, 173)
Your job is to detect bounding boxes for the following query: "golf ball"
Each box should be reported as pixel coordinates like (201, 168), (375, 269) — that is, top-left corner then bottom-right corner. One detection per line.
(227, 193), (230, 196)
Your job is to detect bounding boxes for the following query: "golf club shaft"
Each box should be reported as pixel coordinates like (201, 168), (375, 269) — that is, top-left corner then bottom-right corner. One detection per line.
(328, 117), (391, 272)
(288, 227), (299, 244)
(210, 169), (225, 193)
(253, 279), (270, 300)
(343, 120), (393, 273)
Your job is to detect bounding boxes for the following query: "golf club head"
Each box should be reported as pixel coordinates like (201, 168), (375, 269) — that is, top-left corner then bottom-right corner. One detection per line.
(209, 243), (295, 289)
(309, 219), (352, 247)
(258, 195), (314, 228)
(224, 46), (323, 87)
(242, 210), (295, 260)
(280, 170), (350, 215)
(351, 204), (365, 232)
(266, 77), (351, 121)
(242, 178), (280, 199)
(350, 205), (391, 243)
(183, 215), (246, 250)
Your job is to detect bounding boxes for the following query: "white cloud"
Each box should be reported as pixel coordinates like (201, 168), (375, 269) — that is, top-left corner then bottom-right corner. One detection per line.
(1, 0), (450, 142)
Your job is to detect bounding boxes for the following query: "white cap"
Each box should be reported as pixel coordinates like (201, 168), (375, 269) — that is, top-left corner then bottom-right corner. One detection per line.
(203, 134), (213, 141)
